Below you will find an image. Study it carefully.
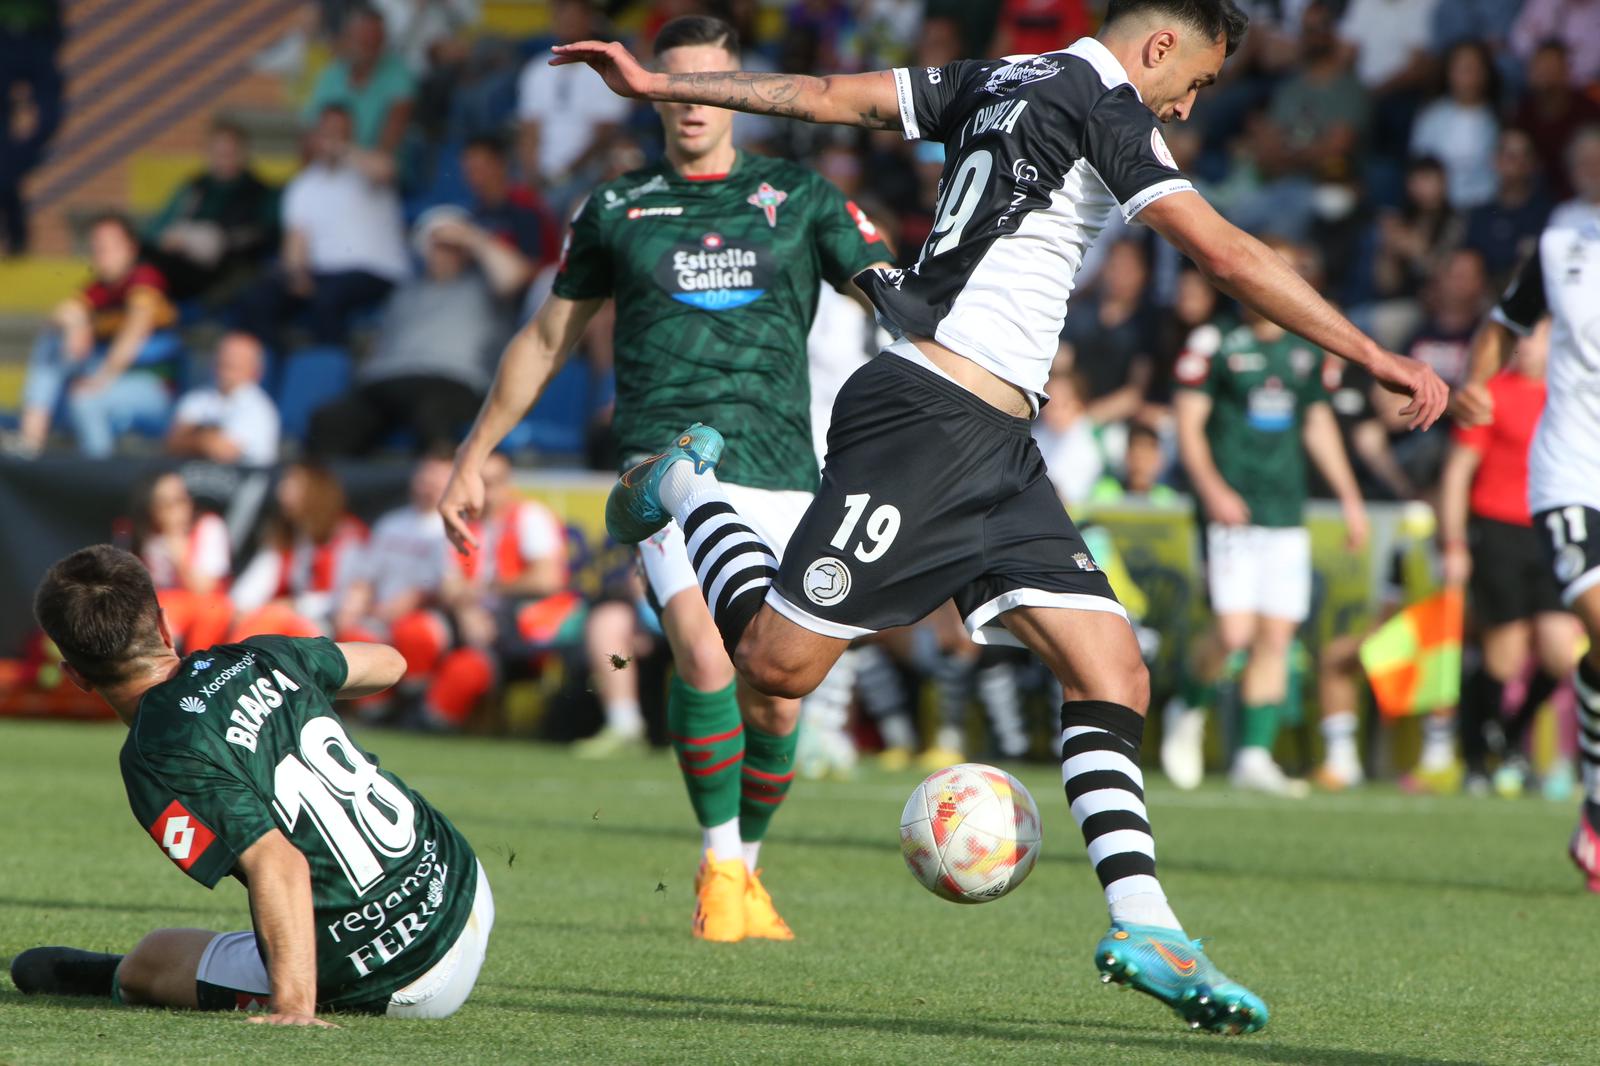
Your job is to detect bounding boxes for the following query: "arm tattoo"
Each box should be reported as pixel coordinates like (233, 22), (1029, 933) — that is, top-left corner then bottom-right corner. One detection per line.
(664, 72), (821, 122)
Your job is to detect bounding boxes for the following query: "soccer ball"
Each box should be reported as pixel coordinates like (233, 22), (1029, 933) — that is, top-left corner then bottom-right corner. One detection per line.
(899, 763), (1041, 903)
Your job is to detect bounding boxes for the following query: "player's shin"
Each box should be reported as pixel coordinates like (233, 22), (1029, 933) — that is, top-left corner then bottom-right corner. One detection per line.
(739, 721), (798, 856)
(668, 675), (745, 861)
(1575, 659), (1600, 825)
(659, 464), (779, 659)
(1060, 700), (1183, 933)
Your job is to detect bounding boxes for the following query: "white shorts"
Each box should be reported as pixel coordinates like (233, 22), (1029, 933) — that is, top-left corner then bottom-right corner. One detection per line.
(1205, 524), (1312, 622)
(196, 861), (495, 1020)
(639, 483), (814, 606)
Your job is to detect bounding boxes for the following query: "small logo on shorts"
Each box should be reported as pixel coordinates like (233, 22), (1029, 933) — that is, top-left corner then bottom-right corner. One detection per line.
(803, 558), (852, 607)
(1557, 544), (1587, 583)
(1073, 552), (1098, 572)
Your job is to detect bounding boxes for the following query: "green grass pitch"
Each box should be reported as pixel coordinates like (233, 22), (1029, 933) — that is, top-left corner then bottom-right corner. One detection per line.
(1, 718), (1597, 1065)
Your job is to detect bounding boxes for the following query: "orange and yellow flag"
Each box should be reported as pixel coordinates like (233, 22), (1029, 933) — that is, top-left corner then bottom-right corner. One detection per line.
(1359, 588), (1464, 718)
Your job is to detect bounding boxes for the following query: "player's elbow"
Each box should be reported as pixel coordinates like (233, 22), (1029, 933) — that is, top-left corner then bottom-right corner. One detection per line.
(370, 644), (408, 689)
(1194, 238), (1247, 288)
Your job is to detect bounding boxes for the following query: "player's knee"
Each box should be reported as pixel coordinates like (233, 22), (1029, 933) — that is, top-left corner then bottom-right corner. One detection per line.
(1120, 660), (1152, 713)
(675, 638), (736, 691)
(115, 934), (163, 1003)
(735, 643), (823, 702)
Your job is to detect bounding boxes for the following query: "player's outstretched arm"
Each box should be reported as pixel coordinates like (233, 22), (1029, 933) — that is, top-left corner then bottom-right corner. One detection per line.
(441, 294), (604, 553)
(237, 831), (336, 1028)
(334, 641), (407, 698)
(1141, 191), (1448, 430)
(551, 40), (901, 130)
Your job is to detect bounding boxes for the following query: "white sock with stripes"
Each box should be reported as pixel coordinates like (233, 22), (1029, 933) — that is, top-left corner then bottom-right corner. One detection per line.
(660, 462), (778, 656)
(1061, 700), (1183, 933)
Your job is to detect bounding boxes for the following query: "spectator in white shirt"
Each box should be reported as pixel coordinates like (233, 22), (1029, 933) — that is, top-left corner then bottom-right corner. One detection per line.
(516, 0), (631, 210)
(1410, 40), (1502, 211)
(234, 105), (409, 353)
(167, 331), (281, 467)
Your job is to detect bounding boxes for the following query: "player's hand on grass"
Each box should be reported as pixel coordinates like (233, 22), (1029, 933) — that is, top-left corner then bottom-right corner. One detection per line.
(440, 460), (486, 555)
(1369, 351), (1447, 431)
(550, 41), (660, 99)
(1204, 486), (1251, 527)
(246, 1012), (338, 1028)
(1449, 381), (1494, 428)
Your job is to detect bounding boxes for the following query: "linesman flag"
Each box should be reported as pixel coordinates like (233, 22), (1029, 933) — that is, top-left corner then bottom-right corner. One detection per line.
(1359, 588), (1464, 718)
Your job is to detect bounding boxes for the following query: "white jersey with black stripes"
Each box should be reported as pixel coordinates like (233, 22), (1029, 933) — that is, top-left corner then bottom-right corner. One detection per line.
(1492, 198), (1600, 513)
(859, 37), (1194, 400)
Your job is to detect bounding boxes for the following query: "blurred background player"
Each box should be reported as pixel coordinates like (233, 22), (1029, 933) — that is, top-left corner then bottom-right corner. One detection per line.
(1440, 318), (1581, 796)
(1454, 126), (1600, 887)
(438, 15), (888, 944)
(1171, 242), (1369, 795)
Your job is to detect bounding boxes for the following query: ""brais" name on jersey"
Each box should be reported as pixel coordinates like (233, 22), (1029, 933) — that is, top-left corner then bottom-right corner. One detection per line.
(225, 670), (303, 752)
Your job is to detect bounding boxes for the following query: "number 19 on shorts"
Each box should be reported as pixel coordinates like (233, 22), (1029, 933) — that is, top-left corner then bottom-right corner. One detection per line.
(831, 493), (901, 563)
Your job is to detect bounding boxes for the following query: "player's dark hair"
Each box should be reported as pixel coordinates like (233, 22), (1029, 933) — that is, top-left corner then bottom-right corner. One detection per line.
(34, 545), (167, 687)
(1104, 0), (1249, 57)
(655, 15), (740, 58)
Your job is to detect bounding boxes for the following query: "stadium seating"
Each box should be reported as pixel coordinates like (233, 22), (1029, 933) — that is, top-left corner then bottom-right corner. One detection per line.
(273, 344), (353, 442)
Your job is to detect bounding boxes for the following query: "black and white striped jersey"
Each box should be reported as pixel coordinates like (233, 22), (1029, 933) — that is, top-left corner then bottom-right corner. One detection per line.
(1491, 198), (1600, 513)
(860, 37), (1193, 398)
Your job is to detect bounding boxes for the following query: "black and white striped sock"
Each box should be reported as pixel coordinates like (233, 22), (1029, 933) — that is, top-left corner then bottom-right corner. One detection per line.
(1576, 660), (1600, 824)
(1061, 700), (1182, 932)
(661, 463), (778, 657)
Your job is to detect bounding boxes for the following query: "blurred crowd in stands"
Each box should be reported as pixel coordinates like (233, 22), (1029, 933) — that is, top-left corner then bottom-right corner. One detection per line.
(4, 0), (1600, 788)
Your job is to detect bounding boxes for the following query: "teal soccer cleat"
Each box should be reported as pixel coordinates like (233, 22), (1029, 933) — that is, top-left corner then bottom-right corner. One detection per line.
(605, 423), (725, 545)
(1095, 922), (1269, 1035)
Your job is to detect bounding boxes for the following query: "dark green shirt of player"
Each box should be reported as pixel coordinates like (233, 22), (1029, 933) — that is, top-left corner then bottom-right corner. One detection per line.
(552, 152), (886, 492)
(119, 636), (477, 1013)
(1176, 320), (1328, 529)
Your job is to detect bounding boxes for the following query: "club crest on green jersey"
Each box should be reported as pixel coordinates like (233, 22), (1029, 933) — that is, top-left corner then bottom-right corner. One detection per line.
(748, 182), (788, 228)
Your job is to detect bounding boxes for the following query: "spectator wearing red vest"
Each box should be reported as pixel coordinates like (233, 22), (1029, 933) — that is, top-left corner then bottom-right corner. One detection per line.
(131, 471), (234, 654)
(1441, 319), (1584, 794)
(411, 454), (581, 731)
(230, 462), (369, 640)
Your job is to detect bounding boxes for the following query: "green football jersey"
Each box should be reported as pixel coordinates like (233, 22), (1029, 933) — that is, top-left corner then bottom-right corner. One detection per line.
(553, 152), (886, 492)
(1176, 320), (1328, 529)
(119, 636), (477, 1012)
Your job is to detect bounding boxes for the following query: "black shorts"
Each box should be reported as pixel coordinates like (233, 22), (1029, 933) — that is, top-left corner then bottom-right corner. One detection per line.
(1469, 515), (1562, 627)
(1535, 505), (1600, 607)
(769, 352), (1123, 645)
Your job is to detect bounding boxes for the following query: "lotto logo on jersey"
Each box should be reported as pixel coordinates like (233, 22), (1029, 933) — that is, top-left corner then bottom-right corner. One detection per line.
(655, 235), (773, 311)
(148, 800), (217, 872)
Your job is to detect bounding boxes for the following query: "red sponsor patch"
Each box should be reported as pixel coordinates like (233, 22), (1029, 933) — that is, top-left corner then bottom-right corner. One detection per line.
(1174, 349), (1211, 387)
(148, 800), (217, 872)
(845, 200), (883, 243)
